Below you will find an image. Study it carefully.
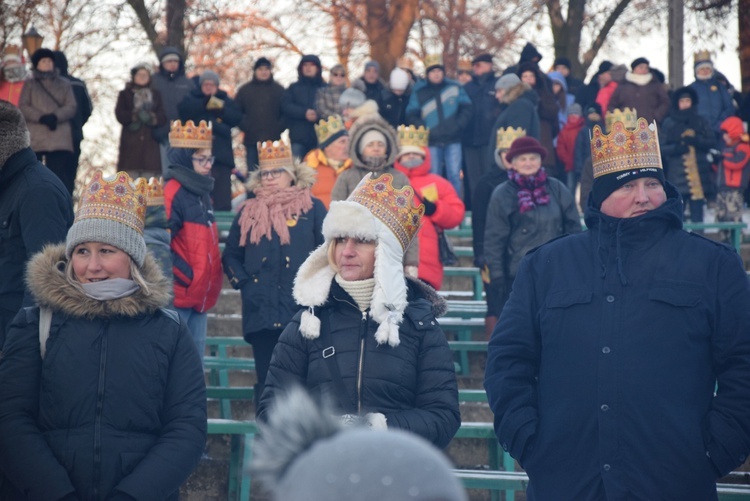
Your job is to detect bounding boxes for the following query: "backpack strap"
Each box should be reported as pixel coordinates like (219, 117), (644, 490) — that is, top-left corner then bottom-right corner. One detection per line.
(39, 307), (52, 359)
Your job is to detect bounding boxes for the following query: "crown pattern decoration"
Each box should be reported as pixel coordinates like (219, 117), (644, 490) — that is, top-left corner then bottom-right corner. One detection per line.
(591, 118), (662, 179)
(397, 125), (429, 149)
(169, 120), (212, 149)
(397, 56), (414, 70)
(348, 174), (425, 251)
(496, 127), (526, 150)
(605, 107), (638, 133)
(424, 54), (443, 69)
(694, 50), (712, 64)
(315, 115), (346, 146)
(457, 58), (472, 72)
(258, 139), (293, 170)
(76, 171), (148, 233)
(145, 177), (164, 206)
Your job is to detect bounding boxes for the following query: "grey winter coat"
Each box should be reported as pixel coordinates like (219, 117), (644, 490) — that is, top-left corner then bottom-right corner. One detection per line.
(18, 69), (77, 152)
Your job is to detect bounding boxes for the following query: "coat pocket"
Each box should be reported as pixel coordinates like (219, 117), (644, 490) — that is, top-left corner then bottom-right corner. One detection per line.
(119, 452), (146, 476)
(648, 286), (709, 339)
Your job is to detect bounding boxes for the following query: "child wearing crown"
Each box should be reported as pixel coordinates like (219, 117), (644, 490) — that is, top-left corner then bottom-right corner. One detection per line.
(304, 114), (353, 209)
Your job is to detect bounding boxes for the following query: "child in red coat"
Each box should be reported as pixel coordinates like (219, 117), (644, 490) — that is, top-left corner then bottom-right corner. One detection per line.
(555, 103), (585, 194)
(716, 116), (750, 242)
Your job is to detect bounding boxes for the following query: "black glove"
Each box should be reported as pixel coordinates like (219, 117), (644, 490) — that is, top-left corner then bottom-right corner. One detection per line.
(673, 143), (689, 155)
(422, 198), (437, 216)
(39, 113), (58, 130)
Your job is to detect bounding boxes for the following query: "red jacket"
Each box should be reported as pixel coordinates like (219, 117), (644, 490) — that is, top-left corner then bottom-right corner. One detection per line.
(164, 178), (223, 312)
(555, 115), (585, 173)
(395, 148), (465, 289)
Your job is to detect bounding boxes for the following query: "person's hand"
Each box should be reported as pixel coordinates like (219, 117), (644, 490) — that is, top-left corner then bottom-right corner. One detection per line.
(39, 113), (58, 130)
(137, 109), (152, 124)
(422, 198), (437, 216)
(305, 109), (318, 122)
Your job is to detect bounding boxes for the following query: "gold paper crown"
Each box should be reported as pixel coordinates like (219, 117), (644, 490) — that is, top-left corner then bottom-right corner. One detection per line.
(591, 118), (662, 179)
(606, 107), (638, 133)
(458, 58), (472, 72)
(315, 115), (346, 146)
(169, 120), (212, 149)
(397, 125), (429, 149)
(496, 127), (526, 150)
(694, 50), (712, 64)
(424, 54), (443, 69)
(257, 139), (293, 169)
(397, 56), (414, 70)
(348, 174), (425, 250)
(77, 171), (148, 233)
(146, 177), (164, 206)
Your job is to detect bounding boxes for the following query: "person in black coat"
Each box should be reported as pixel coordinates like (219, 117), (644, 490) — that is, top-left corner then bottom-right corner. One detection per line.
(257, 173), (460, 448)
(52, 51), (92, 168)
(487, 74), (540, 168)
(0, 170), (206, 501)
(659, 86), (716, 222)
(379, 67), (411, 129)
(282, 54), (326, 160)
(575, 60), (613, 111)
(178, 69), (242, 211)
(0, 101), (73, 346)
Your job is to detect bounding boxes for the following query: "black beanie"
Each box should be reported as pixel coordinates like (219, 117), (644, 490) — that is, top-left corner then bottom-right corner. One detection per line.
(254, 57), (272, 70)
(630, 57), (649, 70)
(554, 56), (571, 69)
(592, 167), (664, 207)
(31, 48), (55, 68)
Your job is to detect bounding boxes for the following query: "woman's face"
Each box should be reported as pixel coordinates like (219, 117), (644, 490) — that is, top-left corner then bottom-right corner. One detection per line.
(36, 57), (54, 72)
(191, 148), (214, 176)
(510, 153), (542, 176)
(133, 69), (150, 86)
(520, 70), (536, 86)
(324, 135), (349, 162)
(362, 140), (386, 158)
(71, 242), (132, 283)
(260, 166), (293, 190)
(334, 237), (376, 281)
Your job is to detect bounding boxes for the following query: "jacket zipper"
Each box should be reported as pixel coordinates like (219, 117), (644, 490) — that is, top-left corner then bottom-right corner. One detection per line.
(356, 309), (368, 414)
(92, 322), (109, 499)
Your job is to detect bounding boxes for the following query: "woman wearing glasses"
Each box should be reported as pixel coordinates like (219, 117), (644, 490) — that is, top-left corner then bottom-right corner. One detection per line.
(222, 139), (326, 410)
(163, 120), (224, 361)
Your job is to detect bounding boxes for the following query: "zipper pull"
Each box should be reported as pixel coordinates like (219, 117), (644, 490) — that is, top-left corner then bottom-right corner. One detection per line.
(361, 310), (367, 321)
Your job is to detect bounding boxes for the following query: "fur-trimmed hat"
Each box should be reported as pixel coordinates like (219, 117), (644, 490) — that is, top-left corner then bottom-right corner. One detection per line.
(0, 100), (31, 169)
(31, 48), (55, 68)
(293, 173), (424, 347)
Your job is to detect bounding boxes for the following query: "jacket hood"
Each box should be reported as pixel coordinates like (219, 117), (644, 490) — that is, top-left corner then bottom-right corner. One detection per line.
(0, 100), (31, 170)
(347, 113), (399, 170)
(548, 71), (568, 92)
(671, 86), (699, 110)
(394, 147), (432, 178)
(519, 43), (542, 64)
(297, 55), (324, 84)
(52, 51), (69, 76)
(27, 244), (172, 318)
(406, 276), (447, 318)
(246, 158), (318, 192)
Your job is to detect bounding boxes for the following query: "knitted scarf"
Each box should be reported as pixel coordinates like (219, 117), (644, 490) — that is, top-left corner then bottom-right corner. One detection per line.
(508, 167), (550, 214)
(237, 186), (313, 246)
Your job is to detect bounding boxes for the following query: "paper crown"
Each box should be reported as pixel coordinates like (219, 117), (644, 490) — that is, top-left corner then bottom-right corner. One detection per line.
(606, 107), (638, 133)
(694, 50), (712, 64)
(169, 120), (212, 149)
(397, 125), (429, 149)
(397, 56), (414, 70)
(496, 127), (526, 150)
(315, 115), (346, 146)
(145, 177), (164, 206)
(591, 118), (662, 179)
(348, 174), (425, 251)
(424, 54), (444, 70)
(77, 171), (148, 233)
(457, 58), (472, 72)
(2, 45), (22, 63)
(258, 139), (293, 169)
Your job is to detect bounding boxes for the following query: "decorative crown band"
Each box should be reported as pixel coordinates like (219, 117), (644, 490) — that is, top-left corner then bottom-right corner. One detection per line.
(424, 54), (443, 69)
(605, 107), (638, 133)
(315, 115), (346, 146)
(457, 58), (472, 72)
(348, 174), (424, 250)
(591, 118), (662, 179)
(145, 177), (164, 206)
(76, 171), (148, 233)
(169, 120), (212, 149)
(397, 125), (429, 149)
(496, 127), (526, 150)
(258, 139), (293, 169)
(694, 50), (712, 64)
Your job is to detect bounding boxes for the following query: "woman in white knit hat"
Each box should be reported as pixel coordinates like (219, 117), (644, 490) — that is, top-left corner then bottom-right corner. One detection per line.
(257, 173), (460, 448)
(0, 171), (206, 501)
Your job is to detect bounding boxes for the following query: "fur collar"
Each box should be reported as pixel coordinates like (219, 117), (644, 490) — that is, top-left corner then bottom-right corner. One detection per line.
(503, 82), (533, 104)
(348, 113), (399, 171)
(27, 244), (172, 319)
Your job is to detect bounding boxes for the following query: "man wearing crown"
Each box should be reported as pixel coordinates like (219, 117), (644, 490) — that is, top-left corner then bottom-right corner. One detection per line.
(485, 118), (750, 499)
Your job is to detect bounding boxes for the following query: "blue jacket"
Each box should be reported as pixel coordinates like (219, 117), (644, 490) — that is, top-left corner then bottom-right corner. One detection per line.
(462, 72), (501, 147)
(689, 77), (735, 135)
(485, 183), (750, 500)
(406, 78), (472, 145)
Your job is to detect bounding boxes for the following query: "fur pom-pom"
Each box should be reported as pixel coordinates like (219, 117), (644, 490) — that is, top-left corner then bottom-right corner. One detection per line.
(374, 314), (401, 347)
(365, 412), (388, 430)
(299, 308), (321, 339)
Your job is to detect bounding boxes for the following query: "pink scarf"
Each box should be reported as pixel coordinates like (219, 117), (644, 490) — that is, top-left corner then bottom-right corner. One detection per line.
(508, 167), (550, 214)
(237, 186), (313, 246)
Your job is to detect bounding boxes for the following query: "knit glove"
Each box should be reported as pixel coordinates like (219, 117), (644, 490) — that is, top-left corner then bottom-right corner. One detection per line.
(422, 198), (437, 216)
(39, 113), (58, 130)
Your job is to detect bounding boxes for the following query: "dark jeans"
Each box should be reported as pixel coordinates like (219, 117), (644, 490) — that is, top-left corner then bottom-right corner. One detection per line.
(244, 328), (283, 410)
(211, 162), (233, 211)
(37, 151), (76, 195)
(683, 196), (705, 224)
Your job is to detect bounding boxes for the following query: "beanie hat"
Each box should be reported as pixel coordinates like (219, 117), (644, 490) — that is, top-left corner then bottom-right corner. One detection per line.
(199, 70), (220, 86)
(585, 102), (603, 116)
(358, 130), (387, 155)
(472, 53), (493, 65)
(554, 56), (571, 69)
(389, 67), (409, 91)
(495, 73), (521, 91)
(630, 57), (649, 70)
(160, 51), (181, 63)
(567, 103), (582, 117)
(293, 173), (424, 347)
(30, 48), (55, 68)
(0, 100), (31, 168)
(254, 57), (272, 70)
(591, 118), (664, 207)
(595, 61), (614, 76)
(339, 87), (367, 109)
(364, 60), (380, 72)
(66, 171), (148, 266)
(505, 136), (547, 163)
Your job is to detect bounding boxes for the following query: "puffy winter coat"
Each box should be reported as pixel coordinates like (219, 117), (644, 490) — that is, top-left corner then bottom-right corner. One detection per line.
(115, 83), (167, 174)
(0, 245), (206, 501)
(555, 114), (585, 173)
(18, 69), (77, 152)
(608, 73), (670, 124)
(406, 78), (473, 145)
(689, 76), (735, 135)
(235, 76), (285, 147)
(380, 87), (411, 129)
(487, 83), (541, 167)
(484, 183), (750, 500)
(151, 47), (195, 143)
(281, 55), (326, 150)
(395, 148), (465, 289)
(257, 278), (461, 449)
(164, 163), (223, 312)
(471, 168), (507, 268)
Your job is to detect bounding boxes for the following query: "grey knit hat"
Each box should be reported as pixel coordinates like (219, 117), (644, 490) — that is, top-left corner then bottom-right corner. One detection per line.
(495, 73), (521, 91)
(0, 100), (30, 169)
(66, 171), (148, 266)
(199, 70), (220, 86)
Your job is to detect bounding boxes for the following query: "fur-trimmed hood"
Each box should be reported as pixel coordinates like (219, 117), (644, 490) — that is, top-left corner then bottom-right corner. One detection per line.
(348, 112), (399, 171)
(246, 158), (318, 192)
(0, 100), (31, 171)
(26, 244), (172, 319)
(502, 82), (535, 105)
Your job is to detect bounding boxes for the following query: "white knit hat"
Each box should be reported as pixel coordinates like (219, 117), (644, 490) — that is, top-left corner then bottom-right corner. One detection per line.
(293, 173), (424, 346)
(389, 68), (409, 91)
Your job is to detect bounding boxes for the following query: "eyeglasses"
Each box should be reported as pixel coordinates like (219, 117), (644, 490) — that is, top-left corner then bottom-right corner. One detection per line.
(260, 168), (287, 179)
(331, 72), (346, 77)
(192, 155), (215, 166)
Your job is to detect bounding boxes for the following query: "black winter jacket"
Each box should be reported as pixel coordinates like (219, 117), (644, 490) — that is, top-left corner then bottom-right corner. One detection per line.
(0, 148), (72, 344)
(486, 84), (541, 168)
(463, 72), (501, 147)
(281, 60), (326, 150)
(380, 88), (410, 129)
(470, 168), (508, 267)
(178, 88), (242, 168)
(0, 245), (206, 501)
(257, 279), (460, 448)
(235, 77), (286, 147)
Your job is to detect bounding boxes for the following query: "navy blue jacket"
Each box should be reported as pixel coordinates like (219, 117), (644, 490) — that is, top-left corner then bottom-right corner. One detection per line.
(281, 57), (326, 151)
(463, 72), (501, 147)
(178, 88), (242, 168)
(484, 183), (750, 499)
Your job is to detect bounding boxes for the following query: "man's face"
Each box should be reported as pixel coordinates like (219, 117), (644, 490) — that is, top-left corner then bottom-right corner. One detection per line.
(598, 71), (612, 86)
(473, 61), (492, 76)
(696, 65), (714, 79)
(364, 66), (379, 84)
(633, 63), (650, 75)
(255, 66), (271, 81)
(201, 80), (218, 96)
(600, 177), (667, 218)
(427, 68), (444, 84)
(162, 59), (179, 73)
(457, 71), (472, 85)
(301, 62), (318, 78)
(554, 64), (570, 77)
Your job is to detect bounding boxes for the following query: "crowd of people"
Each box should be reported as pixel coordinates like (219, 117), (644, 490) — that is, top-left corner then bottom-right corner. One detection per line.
(1, 40), (750, 500)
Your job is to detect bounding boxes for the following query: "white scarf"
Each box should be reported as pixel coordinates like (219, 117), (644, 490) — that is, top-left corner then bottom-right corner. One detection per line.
(81, 278), (140, 301)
